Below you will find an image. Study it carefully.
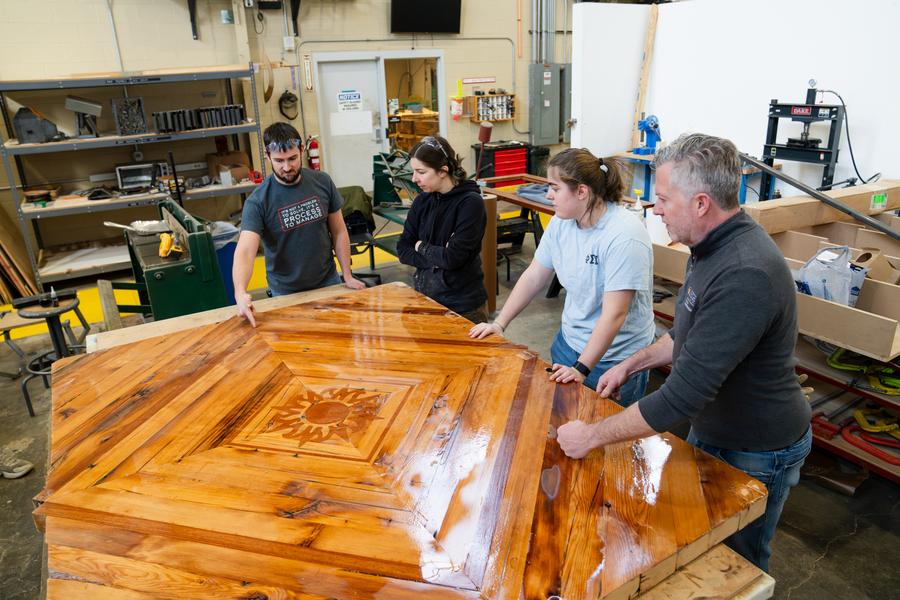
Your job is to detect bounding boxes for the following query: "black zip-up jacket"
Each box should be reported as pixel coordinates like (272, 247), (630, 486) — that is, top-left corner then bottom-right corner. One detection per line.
(397, 180), (488, 314)
(638, 211), (811, 451)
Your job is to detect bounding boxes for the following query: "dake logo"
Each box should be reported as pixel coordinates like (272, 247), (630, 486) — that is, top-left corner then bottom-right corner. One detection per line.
(584, 254), (599, 265)
(279, 197), (325, 231)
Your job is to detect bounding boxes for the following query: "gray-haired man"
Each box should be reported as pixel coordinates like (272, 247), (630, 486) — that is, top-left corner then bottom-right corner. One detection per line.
(556, 133), (811, 572)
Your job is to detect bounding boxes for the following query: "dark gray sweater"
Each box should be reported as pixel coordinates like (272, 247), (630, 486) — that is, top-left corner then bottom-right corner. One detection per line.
(639, 211), (811, 451)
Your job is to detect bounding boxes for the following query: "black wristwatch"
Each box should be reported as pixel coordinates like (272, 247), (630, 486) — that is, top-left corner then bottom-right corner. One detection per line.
(572, 361), (591, 377)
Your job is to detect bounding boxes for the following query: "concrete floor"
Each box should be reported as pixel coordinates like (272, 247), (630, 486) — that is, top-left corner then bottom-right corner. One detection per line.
(1, 244), (898, 599)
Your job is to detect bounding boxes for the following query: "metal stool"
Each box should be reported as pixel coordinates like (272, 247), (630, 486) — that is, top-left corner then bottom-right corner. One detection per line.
(0, 310), (29, 380)
(496, 246), (518, 291)
(17, 297), (89, 417)
(349, 231), (383, 287)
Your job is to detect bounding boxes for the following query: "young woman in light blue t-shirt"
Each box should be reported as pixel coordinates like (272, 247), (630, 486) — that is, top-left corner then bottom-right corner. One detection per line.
(469, 148), (655, 405)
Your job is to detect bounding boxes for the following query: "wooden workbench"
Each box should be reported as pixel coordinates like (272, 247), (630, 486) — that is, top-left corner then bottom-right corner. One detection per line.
(483, 173), (554, 217)
(40, 284), (772, 599)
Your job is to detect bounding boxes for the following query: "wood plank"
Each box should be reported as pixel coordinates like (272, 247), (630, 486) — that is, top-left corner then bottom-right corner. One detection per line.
(0, 268), (12, 303)
(743, 180), (900, 234)
(0, 245), (30, 296)
(653, 242), (690, 284)
(856, 227), (900, 258)
(631, 4), (660, 150)
(483, 193), (497, 313)
(873, 212), (900, 231)
(96, 280), (124, 331)
(42, 285), (768, 598)
(45, 516), (478, 600)
(640, 543), (774, 600)
(86, 282), (352, 352)
(0, 206), (38, 293)
(39, 245), (130, 280)
(797, 221), (864, 246)
(796, 291), (900, 361)
(520, 381), (766, 599)
(770, 230), (830, 261)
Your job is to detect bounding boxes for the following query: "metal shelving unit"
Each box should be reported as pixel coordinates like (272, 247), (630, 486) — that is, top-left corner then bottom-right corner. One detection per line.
(18, 182), (259, 220)
(0, 66), (254, 91)
(0, 64), (264, 290)
(2, 123), (258, 156)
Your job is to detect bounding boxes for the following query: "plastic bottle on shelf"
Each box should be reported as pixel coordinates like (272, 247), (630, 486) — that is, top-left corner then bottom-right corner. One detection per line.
(627, 189), (645, 223)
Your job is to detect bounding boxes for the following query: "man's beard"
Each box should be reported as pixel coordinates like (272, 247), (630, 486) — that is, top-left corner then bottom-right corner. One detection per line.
(275, 169), (300, 184)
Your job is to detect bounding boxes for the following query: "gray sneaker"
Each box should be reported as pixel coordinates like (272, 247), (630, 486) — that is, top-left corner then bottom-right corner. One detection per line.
(0, 457), (33, 479)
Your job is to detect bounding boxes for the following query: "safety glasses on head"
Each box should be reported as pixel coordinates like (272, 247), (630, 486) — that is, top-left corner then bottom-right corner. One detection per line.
(420, 136), (449, 161)
(266, 138), (303, 153)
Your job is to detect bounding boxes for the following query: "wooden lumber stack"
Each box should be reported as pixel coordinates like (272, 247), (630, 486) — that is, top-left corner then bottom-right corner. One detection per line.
(743, 179), (900, 234)
(0, 207), (38, 303)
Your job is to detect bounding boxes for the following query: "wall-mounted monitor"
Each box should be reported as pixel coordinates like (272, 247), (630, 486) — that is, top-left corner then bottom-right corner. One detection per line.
(391, 0), (461, 34)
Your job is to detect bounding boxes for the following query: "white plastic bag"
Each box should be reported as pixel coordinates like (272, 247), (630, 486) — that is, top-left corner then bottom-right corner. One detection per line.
(795, 246), (863, 307)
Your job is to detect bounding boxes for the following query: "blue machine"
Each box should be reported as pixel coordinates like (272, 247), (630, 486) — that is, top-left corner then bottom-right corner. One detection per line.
(633, 114), (661, 155)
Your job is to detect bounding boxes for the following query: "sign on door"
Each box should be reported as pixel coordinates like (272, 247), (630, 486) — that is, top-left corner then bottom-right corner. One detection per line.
(337, 90), (363, 112)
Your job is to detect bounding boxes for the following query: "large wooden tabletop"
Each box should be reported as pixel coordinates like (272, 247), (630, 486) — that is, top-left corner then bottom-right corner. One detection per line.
(36, 283), (767, 599)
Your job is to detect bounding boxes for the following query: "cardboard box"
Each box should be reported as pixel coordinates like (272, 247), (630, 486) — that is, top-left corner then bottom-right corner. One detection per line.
(207, 151), (251, 184)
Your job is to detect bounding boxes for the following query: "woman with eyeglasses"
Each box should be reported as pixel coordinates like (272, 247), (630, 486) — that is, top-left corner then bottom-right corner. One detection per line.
(469, 149), (655, 405)
(397, 135), (489, 323)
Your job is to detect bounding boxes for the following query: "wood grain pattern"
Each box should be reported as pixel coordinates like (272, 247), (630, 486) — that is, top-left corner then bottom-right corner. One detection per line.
(38, 283), (767, 598)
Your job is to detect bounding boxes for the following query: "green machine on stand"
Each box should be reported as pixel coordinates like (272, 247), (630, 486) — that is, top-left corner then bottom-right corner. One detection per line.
(372, 150), (421, 207)
(114, 199), (230, 321)
(370, 151), (422, 257)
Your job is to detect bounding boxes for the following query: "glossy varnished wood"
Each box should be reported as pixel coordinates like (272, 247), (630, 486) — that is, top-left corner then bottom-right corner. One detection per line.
(37, 283), (766, 599)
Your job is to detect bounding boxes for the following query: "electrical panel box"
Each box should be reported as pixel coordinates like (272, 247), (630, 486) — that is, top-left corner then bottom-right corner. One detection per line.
(528, 63), (572, 146)
(559, 63), (573, 144)
(529, 64), (560, 146)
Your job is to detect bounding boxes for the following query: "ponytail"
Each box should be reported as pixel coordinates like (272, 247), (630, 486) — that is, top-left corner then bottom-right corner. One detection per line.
(550, 149), (626, 214)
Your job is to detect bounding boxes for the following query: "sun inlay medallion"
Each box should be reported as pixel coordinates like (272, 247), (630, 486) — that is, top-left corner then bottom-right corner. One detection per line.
(267, 387), (384, 446)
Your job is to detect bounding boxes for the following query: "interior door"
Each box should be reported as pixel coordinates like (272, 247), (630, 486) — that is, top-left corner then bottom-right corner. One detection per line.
(316, 59), (385, 190)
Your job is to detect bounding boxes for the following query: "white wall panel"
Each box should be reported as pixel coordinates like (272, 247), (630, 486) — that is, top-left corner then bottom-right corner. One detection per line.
(573, 0), (899, 196)
(570, 3), (650, 156)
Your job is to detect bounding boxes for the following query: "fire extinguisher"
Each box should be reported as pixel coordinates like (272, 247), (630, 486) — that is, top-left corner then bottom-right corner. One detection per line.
(306, 135), (321, 170)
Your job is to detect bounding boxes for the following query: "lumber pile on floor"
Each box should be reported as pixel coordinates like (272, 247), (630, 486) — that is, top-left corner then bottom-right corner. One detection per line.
(0, 207), (38, 303)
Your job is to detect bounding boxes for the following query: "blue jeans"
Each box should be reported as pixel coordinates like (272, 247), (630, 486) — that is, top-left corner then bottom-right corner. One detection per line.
(687, 426), (812, 573)
(550, 330), (648, 406)
(269, 270), (342, 296)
